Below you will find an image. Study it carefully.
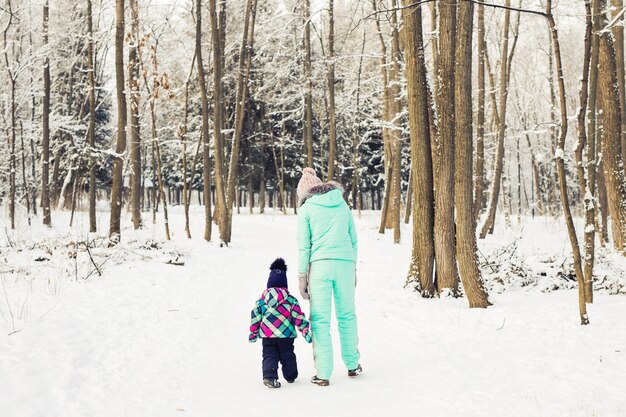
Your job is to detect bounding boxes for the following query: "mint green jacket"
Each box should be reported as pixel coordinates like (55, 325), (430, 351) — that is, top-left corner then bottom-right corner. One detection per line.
(297, 188), (358, 274)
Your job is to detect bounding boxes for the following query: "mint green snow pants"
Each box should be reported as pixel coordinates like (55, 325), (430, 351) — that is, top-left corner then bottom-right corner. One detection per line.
(308, 259), (360, 380)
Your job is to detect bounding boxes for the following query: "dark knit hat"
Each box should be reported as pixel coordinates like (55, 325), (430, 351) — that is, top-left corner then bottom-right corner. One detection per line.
(267, 258), (288, 289)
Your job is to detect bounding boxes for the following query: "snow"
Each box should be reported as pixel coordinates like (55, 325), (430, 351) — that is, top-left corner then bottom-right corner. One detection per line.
(1, 209), (625, 417)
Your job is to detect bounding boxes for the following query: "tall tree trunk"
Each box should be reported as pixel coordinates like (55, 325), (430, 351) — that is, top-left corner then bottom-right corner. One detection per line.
(182, 54), (196, 239)
(612, 0), (626, 160)
(480, 1), (512, 238)
(208, 0), (229, 243)
(87, 0), (97, 233)
(455, 0), (491, 308)
(20, 123), (31, 225)
(546, 0), (589, 324)
(42, 1), (52, 226)
(578, 0), (596, 303)
(225, 0), (257, 244)
(402, 0), (435, 297)
(474, 2), (486, 222)
(433, 0), (459, 295)
(327, 0), (337, 181)
(259, 170), (265, 214)
(352, 29), (366, 216)
(372, 0), (394, 232)
(129, 0), (142, 230)
(390, 0), (402, 243)
(109, 0), (128, 244)
(197, 0), (212, 241)
(597, 0), (626, 253)
(303, 0), (314, 167)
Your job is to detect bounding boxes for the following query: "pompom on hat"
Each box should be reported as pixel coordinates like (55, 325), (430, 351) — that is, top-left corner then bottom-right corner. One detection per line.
(297, 167), (323, 201)
(267, 258), (288, 289)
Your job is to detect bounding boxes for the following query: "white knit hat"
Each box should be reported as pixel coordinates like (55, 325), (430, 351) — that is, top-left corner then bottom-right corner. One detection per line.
(297, 167), (323, 200)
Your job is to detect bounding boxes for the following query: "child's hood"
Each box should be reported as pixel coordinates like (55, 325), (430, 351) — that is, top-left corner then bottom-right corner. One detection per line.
(261, 287), (290, 308)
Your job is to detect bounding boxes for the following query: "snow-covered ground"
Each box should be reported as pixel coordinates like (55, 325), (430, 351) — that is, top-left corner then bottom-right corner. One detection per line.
(1, 207), (625, 417)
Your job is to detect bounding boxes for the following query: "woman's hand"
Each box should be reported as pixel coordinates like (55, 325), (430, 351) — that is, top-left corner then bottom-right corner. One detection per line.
(298, 273), (310, 300)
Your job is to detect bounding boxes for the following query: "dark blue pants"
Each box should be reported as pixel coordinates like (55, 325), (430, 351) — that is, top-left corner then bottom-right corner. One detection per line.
(262, 338), (298, 381)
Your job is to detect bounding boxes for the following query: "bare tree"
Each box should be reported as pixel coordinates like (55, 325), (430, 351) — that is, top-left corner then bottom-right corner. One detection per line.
(303, 0), (314, 168)
(596, 0), (626, 253)
(402, 0), (435, 297)
(455, 0), (491, 307)
(433, 0), (459, 295)
(208, 0), (229, 243)
(224, 0), (258, 244)
(196, 0), (212, 242)
(546, 0), (589, 324)
(87, 0), (97, 233)
(42, 0), (52, 226)
(128, 0), (142, 230)
(327, 0), (337, 181)
(480, 0), (512, 238)
(109, 0), (128, 244)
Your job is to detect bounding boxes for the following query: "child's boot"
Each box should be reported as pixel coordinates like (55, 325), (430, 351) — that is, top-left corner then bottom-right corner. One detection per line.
(263, 378), (281, 388)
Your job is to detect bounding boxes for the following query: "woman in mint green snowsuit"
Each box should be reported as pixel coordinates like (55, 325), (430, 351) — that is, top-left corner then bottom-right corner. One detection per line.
(296, 168), (360, 384)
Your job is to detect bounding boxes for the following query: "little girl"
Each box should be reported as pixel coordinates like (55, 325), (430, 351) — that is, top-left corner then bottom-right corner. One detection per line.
(249, 258), (312, 388)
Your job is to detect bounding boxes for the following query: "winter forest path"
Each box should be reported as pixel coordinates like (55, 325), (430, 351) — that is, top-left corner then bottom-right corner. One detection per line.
(0, 209), (625, 417)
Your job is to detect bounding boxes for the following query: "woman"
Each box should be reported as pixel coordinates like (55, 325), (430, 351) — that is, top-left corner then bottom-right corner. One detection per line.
(296, 167), (362, 386)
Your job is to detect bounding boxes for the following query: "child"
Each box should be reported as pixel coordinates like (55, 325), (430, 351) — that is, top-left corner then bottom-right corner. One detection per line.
(249, 258), (313, 388)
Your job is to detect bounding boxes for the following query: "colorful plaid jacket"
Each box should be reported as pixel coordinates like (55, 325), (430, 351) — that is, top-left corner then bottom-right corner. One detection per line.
(249, 288), (312, 343)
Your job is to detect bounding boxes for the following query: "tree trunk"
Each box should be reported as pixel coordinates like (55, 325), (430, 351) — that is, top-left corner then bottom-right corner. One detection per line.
(42, 1), (52, 226)
(208, 0), (229, 243)
(433, 0), (459, 295)
(597, 0), (626, 253)
(87, 0), (97, 233)
(327, 0), (337, 181)
(578, 0), (596, 303)
(401, 0), (436, 297)
(303, 0), (314, 167)
(259, 171), (265, 214)
(197, 0), (213, 241)
(109, 0), (128, 244)
(480, 0), (512, 239)
(546, 0), (589, 324)
(129, 0), (142, 230)
(612, 0), (626, 160)
(474, 2), (486, 222)
(390, 0), (403, 244)
(225, 0), (257, 244)
(454, 0), (491, 308)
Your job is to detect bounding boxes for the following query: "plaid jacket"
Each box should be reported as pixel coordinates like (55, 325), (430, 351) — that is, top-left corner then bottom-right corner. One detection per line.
(249, 288), (312, 343)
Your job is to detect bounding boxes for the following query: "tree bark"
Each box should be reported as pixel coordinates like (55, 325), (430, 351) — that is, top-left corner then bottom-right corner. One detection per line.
(433, 0), (459, 295)
(474, 2), (486, 222)
(225, 0), (257, 244)
(42, 1), (52, 226)
(197, 0), (213, 241)
(546, 0), (589, 324)
(597, 0), (626, 253)
(578, 0), (595, 303)
(480, 0), (512, 238)
(401, 0), (436, 297)
(303, 0), (314, 168)
(327, 0), (337, 181)
(612, 0), (626, 161)
(87, 0), (97, 233)
(455, 0), (491, 308)
(208, 0), (229, 243)
(109, 0), (128, 244)
(390, 0), (403, 243)
(129, 0), (142, 230)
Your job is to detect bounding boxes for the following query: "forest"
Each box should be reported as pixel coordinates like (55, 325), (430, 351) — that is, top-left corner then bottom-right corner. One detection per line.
(1, 1), (626, 415)
(2, 1), (626, 317)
